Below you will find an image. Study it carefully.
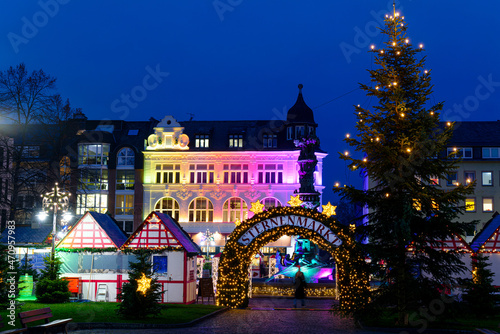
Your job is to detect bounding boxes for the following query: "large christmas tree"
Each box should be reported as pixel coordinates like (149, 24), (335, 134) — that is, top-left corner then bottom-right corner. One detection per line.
(335, 7), (475, 324)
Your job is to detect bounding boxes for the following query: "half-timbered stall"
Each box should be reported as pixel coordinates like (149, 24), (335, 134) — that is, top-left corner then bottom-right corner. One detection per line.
(122, 212), (201, 304)
(470, 213), (500, 285)
(57, 212), (131, 301)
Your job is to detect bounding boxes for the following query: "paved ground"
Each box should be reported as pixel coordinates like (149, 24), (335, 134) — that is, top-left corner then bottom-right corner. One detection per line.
(69, 297), (397, 334)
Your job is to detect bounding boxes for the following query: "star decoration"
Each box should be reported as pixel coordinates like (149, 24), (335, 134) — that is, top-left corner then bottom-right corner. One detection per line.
(287, 194), (303, 207)
(234, 218), (241, 226)
(250, 200), (265, 214)
(322, 202), (337, 217)
(136, 273), (151, 295)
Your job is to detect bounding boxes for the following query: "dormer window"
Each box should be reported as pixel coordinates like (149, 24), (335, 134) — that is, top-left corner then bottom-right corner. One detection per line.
(195, 134), (209, 148)
(295, 126), (305, 139)
(229, 134), (243, 148)
(263, 134), (277, 148)
(308, 126), (315, 135)
(287, 127), (293, 140)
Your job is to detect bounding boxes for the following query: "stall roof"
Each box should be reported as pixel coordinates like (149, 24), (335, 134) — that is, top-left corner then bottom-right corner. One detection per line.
(123, 212), (202, 255)
(470, 212), (500, 253)
(0, 225), (52, 245)
(56, 212), (128, 249)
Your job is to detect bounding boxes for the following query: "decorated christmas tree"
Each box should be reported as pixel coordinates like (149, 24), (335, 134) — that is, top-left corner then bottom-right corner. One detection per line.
(117, 251), (163, 318)
(36, 255), (70, 303)
(335, 6), (475, 324)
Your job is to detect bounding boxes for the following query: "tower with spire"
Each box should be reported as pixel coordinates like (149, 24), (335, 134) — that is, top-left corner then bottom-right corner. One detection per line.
(286, 84), (321, 209)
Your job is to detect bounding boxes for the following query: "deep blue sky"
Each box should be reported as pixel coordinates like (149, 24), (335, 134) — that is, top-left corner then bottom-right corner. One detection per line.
(1, 1), (499, 202)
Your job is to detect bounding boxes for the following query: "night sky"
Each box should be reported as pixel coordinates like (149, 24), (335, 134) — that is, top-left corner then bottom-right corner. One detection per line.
(1, 1), (499, 202)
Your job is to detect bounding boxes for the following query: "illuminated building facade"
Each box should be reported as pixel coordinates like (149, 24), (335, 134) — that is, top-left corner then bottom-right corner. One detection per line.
(142, 86), (327, 252)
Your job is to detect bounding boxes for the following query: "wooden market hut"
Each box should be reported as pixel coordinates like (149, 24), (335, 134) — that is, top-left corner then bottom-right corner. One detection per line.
(121, 211), (202, 304)
(470, 212), (500, 285)
(56, 211), (132, 301)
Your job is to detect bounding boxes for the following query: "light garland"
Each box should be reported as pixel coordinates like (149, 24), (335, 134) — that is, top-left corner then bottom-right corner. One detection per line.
(215, 206), (369, 315)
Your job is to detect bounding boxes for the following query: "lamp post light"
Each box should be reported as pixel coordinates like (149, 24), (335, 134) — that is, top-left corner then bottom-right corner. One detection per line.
(38, 183), (71, 260)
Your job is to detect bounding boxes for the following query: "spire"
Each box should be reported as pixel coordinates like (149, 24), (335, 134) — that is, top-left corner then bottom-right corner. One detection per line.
(286, 84), (315, 124)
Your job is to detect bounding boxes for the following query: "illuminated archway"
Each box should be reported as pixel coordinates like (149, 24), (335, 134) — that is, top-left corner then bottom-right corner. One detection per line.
(216, 206), (369, 313)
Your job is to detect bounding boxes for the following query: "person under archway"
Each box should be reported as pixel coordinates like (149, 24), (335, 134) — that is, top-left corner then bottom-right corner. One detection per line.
(293, 265), (307, 308)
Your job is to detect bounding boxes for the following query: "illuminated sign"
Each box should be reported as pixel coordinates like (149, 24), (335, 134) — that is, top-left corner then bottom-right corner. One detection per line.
(237, 215), (342, 246)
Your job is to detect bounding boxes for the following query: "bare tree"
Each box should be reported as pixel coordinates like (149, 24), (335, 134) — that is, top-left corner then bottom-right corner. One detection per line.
(0, 64), (77, 228)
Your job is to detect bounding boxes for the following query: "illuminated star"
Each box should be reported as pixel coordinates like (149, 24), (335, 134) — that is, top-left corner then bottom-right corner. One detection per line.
(136, 273), (151, 295)
(287, 194), (303, 207)
(234, 218), (241, 226)
(250, 200), (265, 214)
(322, 202), (337, 217)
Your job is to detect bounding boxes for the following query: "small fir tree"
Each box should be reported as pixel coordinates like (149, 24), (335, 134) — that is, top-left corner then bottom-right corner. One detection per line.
(35, 255), (70, 303)
(462, 253), (498, 316)
(335, 7), (475, 324)
(117, 251), (163, 318)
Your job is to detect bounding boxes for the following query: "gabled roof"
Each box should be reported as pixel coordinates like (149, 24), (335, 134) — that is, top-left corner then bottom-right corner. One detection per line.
(470, 212), (500, 253)
(56, 211), (128, 249)
(406, 234), (473, 253)
(0, 225), (52, 245)
(122, 212), (201, 255)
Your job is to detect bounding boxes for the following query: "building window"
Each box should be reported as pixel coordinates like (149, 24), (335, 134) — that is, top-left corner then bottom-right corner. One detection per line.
(223, 164), (248, 184)
(116, 170), (135, 190)
(222, 197), (248, 222)
(258, 164), (283, 184)
(156, 164), (180, 184)
(188, 197), (213, 222)
(117, 148), (135, 166)
(308, 126), (315, 135)
(263, 134), (277, 148)
(195, 135), (209, 148)
(464, 171), (476, 184)
(482, 171), (493, 186)
(17, 146), (40, 158)
(262, 197), (282, 210)
(447, 147), (472, 159)
(287, 127), (293, 140)
(76, 193), (107, 215)
(79, 169), (108, 190)
(446, 172), (457, 186)
(482, 147), (500, 158)
(189, 164), (214, 184)
(465, 198), (476, 212)
(155, 197), (180, 221)
(229, 135), (243, 148)
(117, 220), (134, 235)
(78, 144), (110, 165)
(483, 198), (493, 212)
(116, 194), (134, 215)
(429, 175), (439, 186)
(295, 126), (305, 139)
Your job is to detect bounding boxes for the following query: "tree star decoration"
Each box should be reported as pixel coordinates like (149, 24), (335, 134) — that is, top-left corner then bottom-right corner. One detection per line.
(322, 202), (337, 217)
(287, 194), (303, 207)
(137, 273), (151, 295)
(250, 200), (265, 214)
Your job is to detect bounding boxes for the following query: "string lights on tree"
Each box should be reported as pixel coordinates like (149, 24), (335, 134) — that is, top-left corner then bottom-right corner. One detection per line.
(335, 4), (475, 325)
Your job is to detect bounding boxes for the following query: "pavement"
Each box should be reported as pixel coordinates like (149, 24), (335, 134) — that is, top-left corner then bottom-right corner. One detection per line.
(68, 297), (404, 334)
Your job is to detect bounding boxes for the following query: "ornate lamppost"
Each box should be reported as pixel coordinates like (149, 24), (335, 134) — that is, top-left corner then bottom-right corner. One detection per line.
(39, 183), (71, 260)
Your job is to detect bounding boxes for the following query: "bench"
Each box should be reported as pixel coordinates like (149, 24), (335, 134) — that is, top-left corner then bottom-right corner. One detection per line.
(0, 315), (27, 334)
(476, 329), (500, 334)
(18, 308), (72, 334)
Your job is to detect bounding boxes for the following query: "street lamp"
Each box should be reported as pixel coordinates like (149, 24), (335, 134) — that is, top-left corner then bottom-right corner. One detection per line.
(38, 183), (71, 260)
